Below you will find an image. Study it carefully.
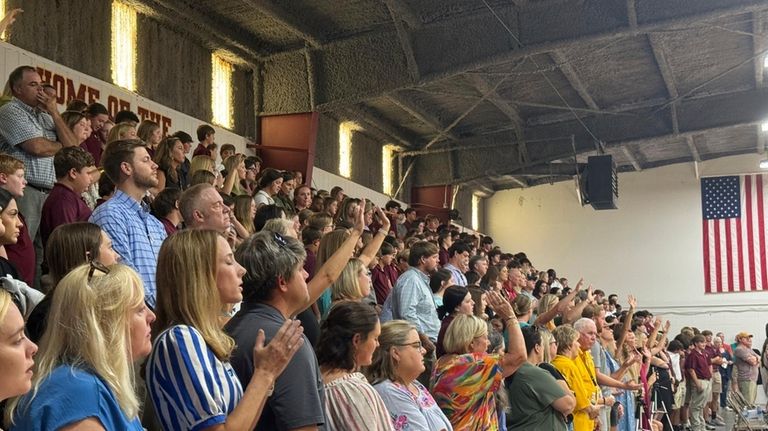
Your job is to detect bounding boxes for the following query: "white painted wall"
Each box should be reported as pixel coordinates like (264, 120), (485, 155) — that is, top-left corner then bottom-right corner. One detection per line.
(487, 154), (768, 351)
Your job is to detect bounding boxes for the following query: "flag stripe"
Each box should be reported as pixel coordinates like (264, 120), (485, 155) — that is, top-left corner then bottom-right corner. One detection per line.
(701, 174), (768, 294)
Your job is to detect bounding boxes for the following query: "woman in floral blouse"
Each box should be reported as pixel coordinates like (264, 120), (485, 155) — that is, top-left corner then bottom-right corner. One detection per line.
(365, 320), (453, 431)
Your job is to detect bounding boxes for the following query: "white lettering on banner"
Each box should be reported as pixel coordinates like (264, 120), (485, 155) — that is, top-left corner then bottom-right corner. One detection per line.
(1, 41), (249, 153)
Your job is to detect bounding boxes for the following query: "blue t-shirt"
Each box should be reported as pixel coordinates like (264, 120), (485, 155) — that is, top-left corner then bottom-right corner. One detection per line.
(12, 365), (142, 431)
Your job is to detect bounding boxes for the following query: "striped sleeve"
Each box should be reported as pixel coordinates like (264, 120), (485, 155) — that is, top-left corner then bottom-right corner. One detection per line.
(146, 325), (242, 431)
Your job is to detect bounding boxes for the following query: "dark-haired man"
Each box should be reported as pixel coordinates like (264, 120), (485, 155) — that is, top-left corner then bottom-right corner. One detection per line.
(381, 240), (441, 342)
(80, 102), (110, 166)
(193, 124), (214, 157)
(444, 242), (471, 286)
(89, 139), (167, 307)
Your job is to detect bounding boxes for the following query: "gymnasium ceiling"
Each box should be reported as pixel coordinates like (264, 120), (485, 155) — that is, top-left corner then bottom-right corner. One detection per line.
(132, 0), (768, 195)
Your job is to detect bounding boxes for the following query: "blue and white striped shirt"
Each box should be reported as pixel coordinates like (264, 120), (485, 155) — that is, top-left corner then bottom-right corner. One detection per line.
(146, 325), (243, 431)
(89, 190), (166, 307)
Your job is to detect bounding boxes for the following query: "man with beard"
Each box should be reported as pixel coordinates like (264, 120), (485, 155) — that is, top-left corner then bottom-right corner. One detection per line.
(381, 240), (441, 342)
(90, 139), (167, 307)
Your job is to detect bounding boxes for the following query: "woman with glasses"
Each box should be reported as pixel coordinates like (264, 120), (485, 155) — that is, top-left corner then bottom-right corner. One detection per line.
(26, 222), (119, 343)
(430, 292), (525, 431)
(145, 230), (304, 431)
(6, 264), (153, 430)
(366, 320), (453, 430)
(317, 301), (393, 430)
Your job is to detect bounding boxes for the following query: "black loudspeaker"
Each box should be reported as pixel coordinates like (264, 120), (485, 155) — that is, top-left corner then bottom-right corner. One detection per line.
(583, 155), (618, 210)
(448, 209), (460, 220)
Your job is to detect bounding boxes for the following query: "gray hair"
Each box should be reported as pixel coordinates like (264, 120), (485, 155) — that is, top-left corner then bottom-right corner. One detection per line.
(573, 317), (595, 333)
(179, 183), (214, 224)
(235, 230), (306, 303)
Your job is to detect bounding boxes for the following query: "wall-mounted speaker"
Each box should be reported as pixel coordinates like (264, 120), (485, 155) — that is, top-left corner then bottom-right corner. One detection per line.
(581, 155), (618, 210)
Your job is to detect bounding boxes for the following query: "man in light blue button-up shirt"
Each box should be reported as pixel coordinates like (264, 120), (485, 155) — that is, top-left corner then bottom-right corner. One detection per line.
(381, 241), (441, 341)
(90, 139), (166, 308)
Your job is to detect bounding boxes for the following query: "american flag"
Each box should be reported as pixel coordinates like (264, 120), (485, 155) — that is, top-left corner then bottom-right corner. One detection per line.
(701, 175), (768, 293)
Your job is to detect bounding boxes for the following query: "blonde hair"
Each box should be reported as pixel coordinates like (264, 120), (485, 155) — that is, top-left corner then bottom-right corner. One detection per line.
(233, 195), (255, 235)
(107, 122), (136, 144)
(6, 264), (145, 424)
(263, 218), (296, 238)
(190, 155), (216, 176)
(316, 229), (351, 268)
(330, 258), (365, 301)
(537, 294), (559, 316)
(552, 325), (579, 355)
(137, 120), (160, 145)
(364, 320), (417, 385)
(539, 329), (555, 363)
(154, 230), (235, 360)
(223, 154), (245, 195)
(443, 314), (488, 355)
(0, 289), (11, 326)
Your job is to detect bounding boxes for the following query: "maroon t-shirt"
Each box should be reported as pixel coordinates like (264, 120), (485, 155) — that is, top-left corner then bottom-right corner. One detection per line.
(193, 143), (212, 158)
(40, 183), (93, 245)
(5, 213), (35, 285)
(685, 348), (713, 379)
(80, 132), (104, 167)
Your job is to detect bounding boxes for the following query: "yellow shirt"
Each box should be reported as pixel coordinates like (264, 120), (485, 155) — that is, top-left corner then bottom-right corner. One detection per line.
(552, 354), (596, 431)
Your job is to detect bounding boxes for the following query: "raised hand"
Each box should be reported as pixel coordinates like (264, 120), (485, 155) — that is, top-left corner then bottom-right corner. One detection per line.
(627, 294), (637, 310)
(487, 291), (515, 321)
(352, 199), (365, 233)
(251, 319), (304, 380)
(373, 205), (390, 231)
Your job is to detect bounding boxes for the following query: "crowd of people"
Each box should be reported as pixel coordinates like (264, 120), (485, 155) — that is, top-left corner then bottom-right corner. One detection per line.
(0, 56), (766, 431)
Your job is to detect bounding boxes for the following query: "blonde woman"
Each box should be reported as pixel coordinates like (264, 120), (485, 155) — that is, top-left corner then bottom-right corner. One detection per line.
(107, 122), (137, 144)
(551, 325), (599, 431)
(7, 264), (154, 430)
(430, 292), (525, 430)
(190, 155), (217, 177)
(366, 320), (452, 430)
(146, 230), (303, 431)
(0, 288), (38, 405)
(137, 120), (162, 155)
(222, 154), (246, 196)
(329, 258), (371, 305)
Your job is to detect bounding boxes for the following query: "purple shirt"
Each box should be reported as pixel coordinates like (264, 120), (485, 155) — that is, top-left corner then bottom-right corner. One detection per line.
(40, 183), (92, 245)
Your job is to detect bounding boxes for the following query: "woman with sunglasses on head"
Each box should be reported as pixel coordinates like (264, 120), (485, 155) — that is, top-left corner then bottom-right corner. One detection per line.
(317, 301), (392, 430)
(26, 222), (119, 343)
(5, 264), (153, 430)
(365, 320), (452, 431)
(146, 230), (304, 431)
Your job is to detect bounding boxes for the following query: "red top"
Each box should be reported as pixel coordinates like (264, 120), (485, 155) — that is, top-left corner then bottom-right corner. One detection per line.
(5, 213), (35, 285)
(685, 348), (713, 380)
(193, 143), (212, 158)
(40, 183), (93, 246)
(80, 132), (104, 166)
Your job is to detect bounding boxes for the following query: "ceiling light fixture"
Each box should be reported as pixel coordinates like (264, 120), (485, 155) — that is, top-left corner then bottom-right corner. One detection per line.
(762, 121), (768, 133)
(760, 159), (768, 169)
(764, 56), (768, 69)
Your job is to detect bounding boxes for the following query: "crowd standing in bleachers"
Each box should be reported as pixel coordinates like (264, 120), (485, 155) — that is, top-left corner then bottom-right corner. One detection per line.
(0, 41), (766, 431)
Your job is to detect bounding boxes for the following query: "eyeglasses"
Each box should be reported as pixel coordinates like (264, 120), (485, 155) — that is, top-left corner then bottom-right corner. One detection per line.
(88, 260), (110, 282)
(397, 341), (423, 350)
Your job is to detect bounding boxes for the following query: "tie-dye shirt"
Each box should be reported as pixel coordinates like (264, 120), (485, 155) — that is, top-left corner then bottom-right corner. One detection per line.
(430, 352), (503, 431)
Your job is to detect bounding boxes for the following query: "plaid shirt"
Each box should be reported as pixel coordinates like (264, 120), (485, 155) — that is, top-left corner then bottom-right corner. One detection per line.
(0, 98), (58, 189)
(89, 190), (167, 308)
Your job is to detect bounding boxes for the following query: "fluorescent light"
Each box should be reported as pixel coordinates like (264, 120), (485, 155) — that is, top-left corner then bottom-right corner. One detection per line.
(760, 159), (768, 169)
